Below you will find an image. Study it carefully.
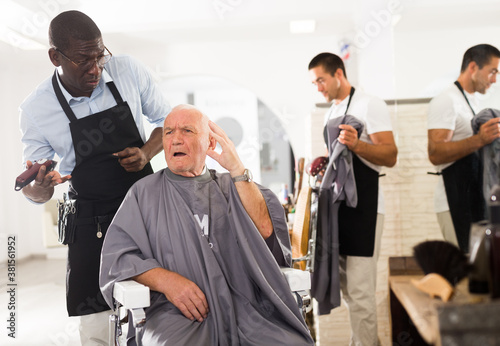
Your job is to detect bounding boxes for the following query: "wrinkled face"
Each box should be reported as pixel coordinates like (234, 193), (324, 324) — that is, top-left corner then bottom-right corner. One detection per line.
(163, 108), (213, 177)
(52, 36), (106, 97)
(309, 65), (341, 102)
(472, 57), (500, 94)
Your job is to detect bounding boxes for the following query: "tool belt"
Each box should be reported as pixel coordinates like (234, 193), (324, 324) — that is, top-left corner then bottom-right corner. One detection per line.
(57, 193), (77, 245)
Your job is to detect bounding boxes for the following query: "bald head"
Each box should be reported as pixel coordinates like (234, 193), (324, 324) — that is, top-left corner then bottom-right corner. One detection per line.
(166, 104), (209, 130)
(163, 105), (215, 177)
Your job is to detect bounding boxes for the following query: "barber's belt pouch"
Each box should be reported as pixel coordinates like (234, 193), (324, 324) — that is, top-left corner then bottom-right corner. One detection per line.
(57, 193), (77, 245)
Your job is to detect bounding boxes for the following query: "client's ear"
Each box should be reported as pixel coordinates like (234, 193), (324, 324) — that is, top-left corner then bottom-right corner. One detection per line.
(208, 136), (217, 150)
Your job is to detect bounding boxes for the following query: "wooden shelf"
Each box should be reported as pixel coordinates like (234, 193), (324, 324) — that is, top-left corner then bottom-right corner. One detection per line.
(389, 256), (499, 346)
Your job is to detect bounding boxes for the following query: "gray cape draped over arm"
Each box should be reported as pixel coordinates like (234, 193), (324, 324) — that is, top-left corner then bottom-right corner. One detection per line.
(472, 108), (500, 204)
(100, 168), (314, 345)
(312, 114), (364, 315)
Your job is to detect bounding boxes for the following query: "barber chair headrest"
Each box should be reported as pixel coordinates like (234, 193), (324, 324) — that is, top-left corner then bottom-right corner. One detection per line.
(306, 156), (328, 177)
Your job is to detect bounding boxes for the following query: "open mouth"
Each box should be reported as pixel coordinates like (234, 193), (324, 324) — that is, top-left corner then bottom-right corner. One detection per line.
(173, 152), (187, 157)
(86, 80), (99, 87)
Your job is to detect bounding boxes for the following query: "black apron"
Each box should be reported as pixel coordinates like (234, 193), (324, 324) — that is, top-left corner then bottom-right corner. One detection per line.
(338, 155), (379, 256)
(441, 81), (485, 252)
(52, 71), (153, 316)
(324, 87), (379, 257)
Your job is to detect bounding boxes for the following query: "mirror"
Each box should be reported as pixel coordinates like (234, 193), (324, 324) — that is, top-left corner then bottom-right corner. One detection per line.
(154, 74), (294, 199)
(389, 3), (500, 254)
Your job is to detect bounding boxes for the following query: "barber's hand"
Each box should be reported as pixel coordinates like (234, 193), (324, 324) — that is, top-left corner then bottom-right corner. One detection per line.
(25, 160), (71, 189)
(114, 147), (148, 172)
(478, 117), (500, 146)
(162, 272), (209, 322)
(207, 120), (245, 175)
(338, 124), (359, 151)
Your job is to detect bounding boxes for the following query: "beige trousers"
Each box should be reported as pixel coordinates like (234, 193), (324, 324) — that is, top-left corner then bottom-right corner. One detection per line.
(339, 214), (384, 346)
(79, 310), (111, 346)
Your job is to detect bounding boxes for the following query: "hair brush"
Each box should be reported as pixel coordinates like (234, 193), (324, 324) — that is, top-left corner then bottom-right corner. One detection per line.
(411, 240), (472, 301)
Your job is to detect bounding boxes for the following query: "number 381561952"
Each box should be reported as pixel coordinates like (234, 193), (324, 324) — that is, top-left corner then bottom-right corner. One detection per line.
(7, 236), (16, 281)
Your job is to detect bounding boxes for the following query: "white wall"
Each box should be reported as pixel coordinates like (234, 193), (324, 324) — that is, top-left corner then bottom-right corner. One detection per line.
(0, 47), (61, 260)
(394, 26), (500, 100)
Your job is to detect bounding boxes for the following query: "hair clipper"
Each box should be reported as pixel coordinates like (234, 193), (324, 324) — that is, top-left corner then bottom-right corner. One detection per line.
(15, 159), (57, 191)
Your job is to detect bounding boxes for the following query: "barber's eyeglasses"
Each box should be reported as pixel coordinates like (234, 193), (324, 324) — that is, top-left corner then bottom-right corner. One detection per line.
(489, 69), (500, 77)
(56, 46), (112, 70)
(312, 78), (327, 87)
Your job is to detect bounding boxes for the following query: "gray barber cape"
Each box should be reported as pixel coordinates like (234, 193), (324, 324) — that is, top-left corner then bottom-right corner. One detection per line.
(100, 168), (314, 346)
(472, 108), (500, 205)
(312, 114), (364, 314)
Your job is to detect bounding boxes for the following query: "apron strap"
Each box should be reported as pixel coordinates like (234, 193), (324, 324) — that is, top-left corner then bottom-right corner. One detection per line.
(52, 70), (125, 123)
(344, 86), (355, 115)
(323, 87), (356, 145)
(52, 71), (78, 122)
(454, 81), (475, 116)
(106, 80), (124, 103)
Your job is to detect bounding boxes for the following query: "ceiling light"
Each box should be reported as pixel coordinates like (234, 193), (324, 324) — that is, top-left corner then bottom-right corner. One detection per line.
(289, 20), (316, 34)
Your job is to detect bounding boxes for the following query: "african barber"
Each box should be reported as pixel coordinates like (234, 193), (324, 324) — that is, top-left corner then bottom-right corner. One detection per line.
(19, 10), (170, 345)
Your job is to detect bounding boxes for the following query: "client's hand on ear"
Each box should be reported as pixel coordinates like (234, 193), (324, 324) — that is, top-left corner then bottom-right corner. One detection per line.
(206, 120), (245, 177)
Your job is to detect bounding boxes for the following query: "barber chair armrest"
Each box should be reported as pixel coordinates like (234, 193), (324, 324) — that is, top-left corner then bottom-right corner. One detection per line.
(110, 280), (151, 345)
(280, 267), (312, 315)
(113, 280), (151, 310)
(280, 267), (311, 291)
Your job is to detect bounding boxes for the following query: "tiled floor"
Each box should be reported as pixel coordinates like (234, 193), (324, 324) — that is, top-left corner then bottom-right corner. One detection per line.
(0, 257), (81, 346)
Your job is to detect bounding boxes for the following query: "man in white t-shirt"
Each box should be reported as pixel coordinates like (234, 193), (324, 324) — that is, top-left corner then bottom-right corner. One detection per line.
(309, 52), (397, 346)
(428, 44), (500, 252)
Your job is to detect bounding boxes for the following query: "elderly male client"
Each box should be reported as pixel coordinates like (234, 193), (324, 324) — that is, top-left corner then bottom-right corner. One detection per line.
(100, 105), (314, 345)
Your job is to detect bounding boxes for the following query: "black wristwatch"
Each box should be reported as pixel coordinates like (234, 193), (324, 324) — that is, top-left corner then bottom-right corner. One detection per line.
(231, 168), (253, 183)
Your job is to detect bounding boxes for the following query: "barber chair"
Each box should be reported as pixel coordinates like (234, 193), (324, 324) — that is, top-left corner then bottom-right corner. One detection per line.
(288, 156), (327, 342)
(109, 159), (328, 345)
(290, 156), (327, 272)
(110, 268), (312, 346)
